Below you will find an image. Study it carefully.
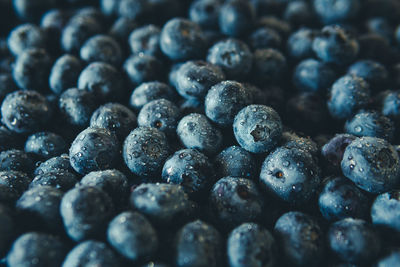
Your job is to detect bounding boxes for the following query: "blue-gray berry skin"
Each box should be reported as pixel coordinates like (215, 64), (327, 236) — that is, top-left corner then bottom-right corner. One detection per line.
(209, 176), (264, 228)
(107, 211), (158, 262)
(7, 232), (67, 267)
(260, 147), (321, 205)
(318, 176), (369, 221)
(321, 134), (357, 172)
(80, 34), (122, 66)
(287, 27), (317, 60)
(130, 183), (195, 225)
(49, 55), (83, 96)
(62, 240), (121, 267)
(25, 132), (67, 160)
(177, 113), (222, 155)
(78, 169), (129, 207)
(381, 90), (400, 122)
(274, 211), (325, 267)
(374, 249), (400, 267)
(29, 170), (78, 192)
(174, 220), (222, 267)
(205, 81), (253, 127)
(233, 104), (282, 154)
(7, 23), (47, 56)
(77, 62), (125, 101)
(160, 18), (206, 61)
(130, 81), (177, 111)
(227, 223), (277, 267)
(248, 27), (282, 50)
(162, 148), (213, 197)
(0, 149), (34, 174)
(34, 154), (73, 176)
(348, 60), (388, 90)
(341, 137), (400, 194)
(16, 185), (64, 233)
(344, 110), (395, 141)
(252, 48), (287, 85)
(175, 60), (225, 100)
(189, 0), (221, 30)
(218, 0), (255, 37)
(129, 24), (161, 56)
(0, 171), (31, 197)
(327, 75), (371, 120)
(328, 218), (381, 264)
(1, 90), (52, 134)
(60, 186), (114, 242)
(312, 25), (359, 65)
(69, 127), (120, 175)
(213, 146), (256, 180)
(313, 0), (360, 24)
(371, 190), (400, 234)
(137, 99), (180, 137)
(207, 38), (253, 79)
(123, 127), (170, 178)
(123, 54), (163, 86)
(90, 103), (137, 141)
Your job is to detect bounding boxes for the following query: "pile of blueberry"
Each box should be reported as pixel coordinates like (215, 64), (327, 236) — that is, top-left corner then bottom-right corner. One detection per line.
(1, 0), (400, 266)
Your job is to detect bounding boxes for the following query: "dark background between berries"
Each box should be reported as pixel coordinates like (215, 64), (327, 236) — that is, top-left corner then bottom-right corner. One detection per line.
(0, 0), (400, 266)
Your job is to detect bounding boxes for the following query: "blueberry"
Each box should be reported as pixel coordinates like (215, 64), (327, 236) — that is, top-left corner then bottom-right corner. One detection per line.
(366, 17), (394, 41)
(80, 34), (122, 66)
(274, 211), (325, 267)
(248, 27), (282, 50)
(313, 25), (359, 65)
(176, 113), (223, 155)
(348, 60), (388, 91)
(7, 232), (67, 267)
(34, 154), (73, 176)
(109, 17), (138, 47)
(123, 54), (164, 86)
(313, 0), (360, 24)
(141, 262), (169, 267)
(77, 62), (125, 101)
(381, 90), (400, 122)
(13, 0), (57, 21)
(174, 220), (222, 267)
(214, 145), (256, 180)
(25, 132), (67, 160)
(189, 0), (221, 30)
(227, 223), (277, 267)
(60, 186), (114, 242)
(16, 185), (64, 232)
(293, 58), (337, 93)
(209, 176), (264, 227)
(41, 9), (71, 33)
(130, 80), (176, 110)
(207, 38), (253, 79)
(374, 248), (400, 267)
(107, 211), (158, 262)
(61, 15), (102, 53)
(0, 73), (17, 103)
(358, 33), (392, 64)
(0, 170), (31, 198)
(161, 148), (212, 196)
(179, 98), (204, 116)
(0, 204), (13, 255)
(59, 88), (99, 128)
(29, 170), (78, 192)
(219, 0), (255, 37)
(321, 134), (357, 171)
(49, 55), (83, 95)
(0, 149), (34, 174)
(252, 48), (287, 84)
(327, 75), (371, 120)
(233, 104), (282, 154)
(371, 190), (400, 233)
(100, 0), (120, 16)
(78, 169), (129, 207)
(130, 183), (195, 224)
(7, 23), (47, 56)
(281, 132), (320, 157)
(90, 103), (137, 141)
(318, 176), (369, 221)
(123, 127), (170, 178)
(205, 81), (253, 127)
(258, 16), (292, 39)
(62, 240), (121, 267)
(175, 60), (225, 100)
(328, 218), (381, 264)
(287, 27), (318, 60)
(137, 99), (180, 137)
(341, 136), (400, 194)
(259, 147), (321, 205)
(160, 18), (206, 61)
(344, 110), (395, 141)
(12, 48), (52, 92)
(129, 25), (161, 56)
(283, 0), (314, 26)
(118, 0), (151, 21)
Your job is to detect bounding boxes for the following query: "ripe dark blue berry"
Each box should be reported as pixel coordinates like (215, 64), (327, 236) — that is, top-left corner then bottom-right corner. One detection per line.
(371, 190), (400, 234)
(49, 55), (83, 96)
(213, 146), (256, 180)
